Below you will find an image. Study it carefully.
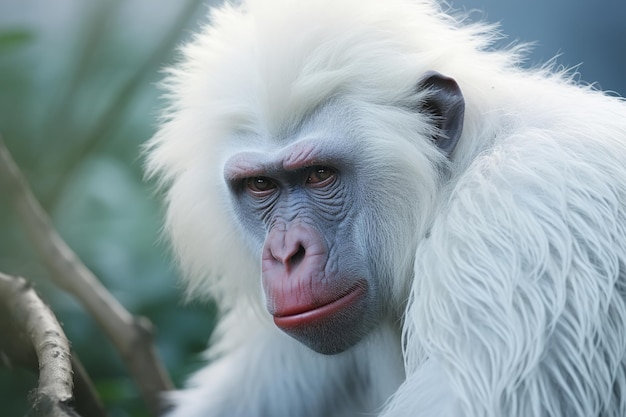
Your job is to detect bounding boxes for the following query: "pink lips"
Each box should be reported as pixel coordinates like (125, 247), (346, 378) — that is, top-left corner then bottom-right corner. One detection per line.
(273, 285), (365, 329)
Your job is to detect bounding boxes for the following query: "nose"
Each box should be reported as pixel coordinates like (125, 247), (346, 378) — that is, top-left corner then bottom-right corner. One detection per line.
(262, 223), (324, 274)
(272, 241), (306, 270)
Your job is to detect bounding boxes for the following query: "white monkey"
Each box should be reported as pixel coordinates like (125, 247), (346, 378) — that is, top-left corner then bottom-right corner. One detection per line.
(146, 0), (626, 416)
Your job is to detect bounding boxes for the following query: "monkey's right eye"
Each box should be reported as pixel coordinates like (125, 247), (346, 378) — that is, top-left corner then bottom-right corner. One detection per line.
(245, 177), (277, 197)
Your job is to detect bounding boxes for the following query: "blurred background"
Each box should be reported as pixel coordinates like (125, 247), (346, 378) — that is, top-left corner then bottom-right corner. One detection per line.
(0, 1), (624, 416)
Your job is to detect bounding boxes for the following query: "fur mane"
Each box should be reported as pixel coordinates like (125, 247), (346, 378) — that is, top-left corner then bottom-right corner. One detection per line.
(146, 0), (526, 304)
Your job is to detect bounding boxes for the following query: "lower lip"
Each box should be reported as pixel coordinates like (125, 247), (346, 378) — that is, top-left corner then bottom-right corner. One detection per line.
(273, 285), (365, 329)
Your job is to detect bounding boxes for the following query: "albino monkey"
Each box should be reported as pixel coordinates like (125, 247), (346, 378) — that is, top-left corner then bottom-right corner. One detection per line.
(146, 0), (626, 416)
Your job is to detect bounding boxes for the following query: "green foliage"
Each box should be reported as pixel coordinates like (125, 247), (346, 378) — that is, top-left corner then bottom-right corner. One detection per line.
(0, 1), (214, 415)
(0, 30), (34, 51)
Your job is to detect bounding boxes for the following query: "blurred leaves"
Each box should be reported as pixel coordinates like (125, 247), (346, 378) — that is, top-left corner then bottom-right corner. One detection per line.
(0, 1), (216, 416)
(0, 30), (34, 51)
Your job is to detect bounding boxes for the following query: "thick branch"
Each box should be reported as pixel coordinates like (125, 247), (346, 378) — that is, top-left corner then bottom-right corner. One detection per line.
(0, 137), (173, 416)
(0, 273), (107, 417)
(0, 273), (77, 417)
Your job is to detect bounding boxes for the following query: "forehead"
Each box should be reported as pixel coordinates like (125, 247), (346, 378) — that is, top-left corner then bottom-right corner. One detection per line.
(231, 99), (359, 153)
(222, 102), (363, 179)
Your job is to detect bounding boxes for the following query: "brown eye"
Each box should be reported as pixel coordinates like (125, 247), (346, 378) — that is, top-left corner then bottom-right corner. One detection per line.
(306, 166), (336, 187)
(246, 177), (277, 196)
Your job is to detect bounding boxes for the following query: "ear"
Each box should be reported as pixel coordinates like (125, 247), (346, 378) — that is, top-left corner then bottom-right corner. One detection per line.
(418, 71), (465, 157)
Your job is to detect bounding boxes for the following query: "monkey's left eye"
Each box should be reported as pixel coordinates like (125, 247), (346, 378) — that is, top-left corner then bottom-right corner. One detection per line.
(245, 177), (277, 197)
(306, 166), (337, 187)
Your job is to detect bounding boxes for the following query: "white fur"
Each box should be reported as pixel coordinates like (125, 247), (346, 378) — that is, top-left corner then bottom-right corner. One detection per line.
(146, 0), (626, 416)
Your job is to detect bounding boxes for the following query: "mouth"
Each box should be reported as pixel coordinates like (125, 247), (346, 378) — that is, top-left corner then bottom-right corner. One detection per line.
(272, 284), (365, 329)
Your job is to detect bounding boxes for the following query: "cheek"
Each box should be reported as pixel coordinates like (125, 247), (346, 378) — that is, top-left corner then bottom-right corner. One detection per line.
(230, 198), (271, 251)
(355, 206), (418, 305)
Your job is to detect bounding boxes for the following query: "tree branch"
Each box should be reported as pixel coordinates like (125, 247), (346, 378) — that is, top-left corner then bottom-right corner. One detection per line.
(44, 0), (207, 209)
(0, 273), (77, 417)
(0, 137), (173, 416)
(0, 273), (108, 417)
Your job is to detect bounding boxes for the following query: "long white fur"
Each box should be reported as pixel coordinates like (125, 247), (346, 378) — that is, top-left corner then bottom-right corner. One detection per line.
(146, 0), (626, 416)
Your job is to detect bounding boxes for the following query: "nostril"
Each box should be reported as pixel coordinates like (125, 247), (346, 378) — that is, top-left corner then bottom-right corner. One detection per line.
(289, 245), (306, 268)
(269, 243), (306, 268)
